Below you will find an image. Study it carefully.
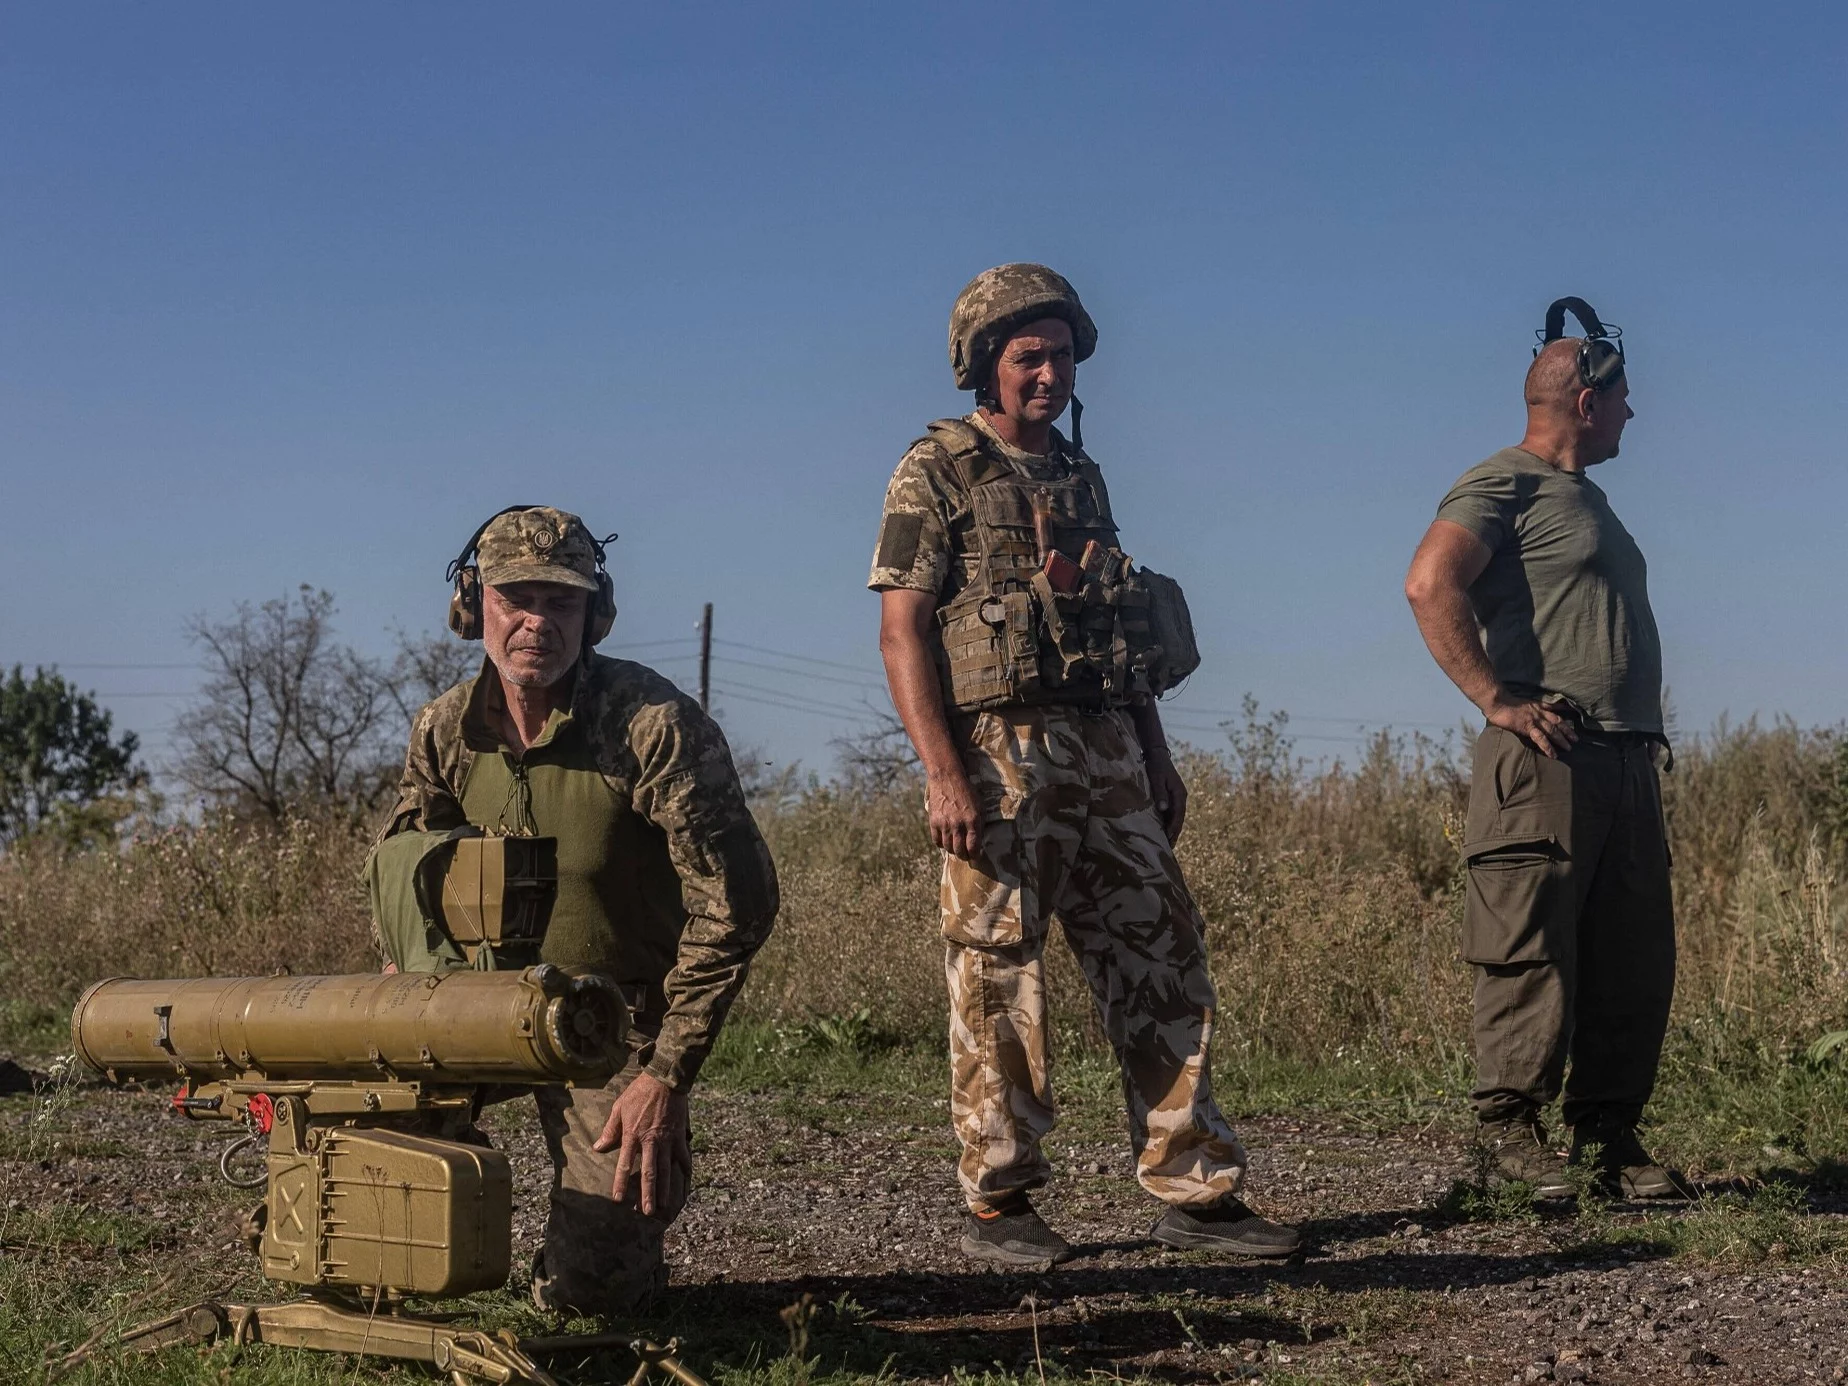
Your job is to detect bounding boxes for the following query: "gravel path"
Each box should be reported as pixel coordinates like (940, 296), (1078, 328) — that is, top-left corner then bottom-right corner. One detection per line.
(6, 1069), (1847, 1384)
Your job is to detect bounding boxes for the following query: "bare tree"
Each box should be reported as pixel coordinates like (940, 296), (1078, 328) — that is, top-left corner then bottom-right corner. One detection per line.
(383, 628), (479, 725)
(174, 587), (404, 821)
(831, 713), (921, 794)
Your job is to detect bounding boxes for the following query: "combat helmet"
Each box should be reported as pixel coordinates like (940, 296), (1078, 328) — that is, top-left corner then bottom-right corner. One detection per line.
(948, 263), (1098, 392)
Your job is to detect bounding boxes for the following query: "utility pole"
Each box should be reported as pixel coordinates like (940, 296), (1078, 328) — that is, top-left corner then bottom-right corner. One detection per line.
(698, 602), (713, 712)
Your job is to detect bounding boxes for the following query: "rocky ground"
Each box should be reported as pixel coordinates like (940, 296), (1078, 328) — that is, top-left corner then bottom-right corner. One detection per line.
(4, 1058), (1847, 1385)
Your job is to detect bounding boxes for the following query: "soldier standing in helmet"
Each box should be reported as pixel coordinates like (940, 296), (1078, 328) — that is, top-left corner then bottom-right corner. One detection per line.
(869, 264), (1300, 1265)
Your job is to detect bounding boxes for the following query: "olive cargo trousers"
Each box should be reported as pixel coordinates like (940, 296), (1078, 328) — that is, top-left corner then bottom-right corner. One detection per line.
(942, 705), (1247, 1212)
(1463, 725), (1676, 1129)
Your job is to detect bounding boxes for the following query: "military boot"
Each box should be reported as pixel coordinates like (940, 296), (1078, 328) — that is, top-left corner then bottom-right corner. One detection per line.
(960, 1193), (1075, 1268)
(1150, 1198), (1302, 1258)
(1478, 1115), (1573, 1198)
(1569, 1120), (1688, 1199)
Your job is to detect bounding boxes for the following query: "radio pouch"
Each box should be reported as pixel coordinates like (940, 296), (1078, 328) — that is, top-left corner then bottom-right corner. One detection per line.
(1136, 568), (1202, 695)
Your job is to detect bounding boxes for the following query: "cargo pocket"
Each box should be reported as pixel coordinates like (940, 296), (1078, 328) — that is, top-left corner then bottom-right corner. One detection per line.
(942, 713), (1034, 948)
(1462, 817), (1574, 966)
(940, 795), (1031, 947)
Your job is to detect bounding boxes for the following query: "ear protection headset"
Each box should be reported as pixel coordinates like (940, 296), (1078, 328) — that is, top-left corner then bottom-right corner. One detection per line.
(445, 505), (619, 646)
(1536, 296), (1626, 392)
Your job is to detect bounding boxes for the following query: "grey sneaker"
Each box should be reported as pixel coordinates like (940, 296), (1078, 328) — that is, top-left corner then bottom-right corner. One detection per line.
(1151, 1199), (1301, 1258)
(1570, 1122), (1689, 1199)
(960, 1196), (1074, 1268)
(1479, 1116), (1574, 1198)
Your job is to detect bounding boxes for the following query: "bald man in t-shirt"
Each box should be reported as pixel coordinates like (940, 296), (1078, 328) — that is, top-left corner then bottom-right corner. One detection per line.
(1405, 329), (1684, 1200)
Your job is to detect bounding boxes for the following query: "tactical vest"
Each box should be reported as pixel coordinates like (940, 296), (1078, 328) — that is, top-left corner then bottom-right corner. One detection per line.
(920, 418), (1200, 713)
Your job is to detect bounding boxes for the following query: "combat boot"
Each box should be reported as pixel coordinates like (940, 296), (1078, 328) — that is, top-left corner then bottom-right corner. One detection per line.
(960, 1193), (1075, 1268)
(1477, 1115), (1573, 1198)
(1151, 1198), (1302, 1258)
(1569, 1120), (1688, 1199)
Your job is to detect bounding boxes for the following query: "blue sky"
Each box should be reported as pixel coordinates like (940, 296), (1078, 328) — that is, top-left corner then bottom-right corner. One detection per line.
(4, 3), (1845, 776)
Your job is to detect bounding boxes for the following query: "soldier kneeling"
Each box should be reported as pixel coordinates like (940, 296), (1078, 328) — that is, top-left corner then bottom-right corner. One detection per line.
(368, 506), (778, 1312)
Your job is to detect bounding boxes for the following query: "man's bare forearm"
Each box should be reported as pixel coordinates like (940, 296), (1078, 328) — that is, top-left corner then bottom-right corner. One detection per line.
(1406, 520), (1575, 756)
(1130, 695), (1171, 761)
(879, 613), (964, 779)
(1408, 586), (1501, 713)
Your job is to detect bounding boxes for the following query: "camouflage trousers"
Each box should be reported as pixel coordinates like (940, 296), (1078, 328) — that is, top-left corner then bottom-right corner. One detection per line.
(528, 1044), (684, 1315)
(942, 704), (1247, 1212)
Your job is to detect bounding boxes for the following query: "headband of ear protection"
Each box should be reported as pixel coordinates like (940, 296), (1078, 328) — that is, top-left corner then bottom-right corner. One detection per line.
(1536, 296), (1626, 392)
(445, 505), (619, 646)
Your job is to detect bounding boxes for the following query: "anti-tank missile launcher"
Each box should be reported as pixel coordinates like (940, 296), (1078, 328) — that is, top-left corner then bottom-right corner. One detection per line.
(70, 968), (702, 1386)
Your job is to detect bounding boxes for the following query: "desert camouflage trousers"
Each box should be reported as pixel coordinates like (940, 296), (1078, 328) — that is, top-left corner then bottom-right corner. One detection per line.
(942, 704), (1247, 1212)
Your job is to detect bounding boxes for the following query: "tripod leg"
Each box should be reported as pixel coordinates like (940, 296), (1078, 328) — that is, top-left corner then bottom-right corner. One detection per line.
(113, 1302), (233, 1354)
(243, 1302), (558, 1386)
(100, 1298), (558, 1386)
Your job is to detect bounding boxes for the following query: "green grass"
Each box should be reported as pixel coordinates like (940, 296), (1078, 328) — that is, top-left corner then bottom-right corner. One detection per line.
(0, 998), (68, 1054)
(1556, 1181), (1848, 1266)
(0, 1205), (169, 1254)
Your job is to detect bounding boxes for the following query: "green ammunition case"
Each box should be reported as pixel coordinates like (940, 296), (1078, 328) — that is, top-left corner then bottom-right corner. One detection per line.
(260, 1099), (512, 1296)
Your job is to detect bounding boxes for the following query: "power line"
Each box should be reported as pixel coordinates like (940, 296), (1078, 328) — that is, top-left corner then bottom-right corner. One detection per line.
(711, 653), (889, 692)
(709, 685), (886, 724)
(711, 677), (890, 720)
(1160, 702), (1459, 730)
(712, 638), (884, 679)
(12, 638), (698, 673)
(710, 637), (1457, 730)
(23, 662), (198, 671)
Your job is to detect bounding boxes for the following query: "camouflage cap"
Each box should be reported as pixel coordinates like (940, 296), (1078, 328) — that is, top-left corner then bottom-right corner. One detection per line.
(476, 507), (600, 591)
(948, 263), (1098, 391)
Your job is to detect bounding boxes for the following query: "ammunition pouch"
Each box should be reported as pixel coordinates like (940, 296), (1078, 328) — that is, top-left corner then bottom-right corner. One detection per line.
(365, 827), (558, 974)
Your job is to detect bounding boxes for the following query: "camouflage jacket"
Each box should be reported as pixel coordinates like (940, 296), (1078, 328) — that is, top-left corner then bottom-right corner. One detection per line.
(378, 653), (779, 1091)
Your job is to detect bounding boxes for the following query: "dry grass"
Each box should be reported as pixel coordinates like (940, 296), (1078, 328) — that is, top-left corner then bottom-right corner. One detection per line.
(4, 709), (1847, 1129)
(0, 812), (378, 1043)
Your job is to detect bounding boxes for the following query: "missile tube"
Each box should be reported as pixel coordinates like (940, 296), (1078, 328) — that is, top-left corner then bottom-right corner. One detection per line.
(71, 966), (626, 1086)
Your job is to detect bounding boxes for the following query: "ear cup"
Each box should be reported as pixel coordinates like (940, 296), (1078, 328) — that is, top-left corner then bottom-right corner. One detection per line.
(585, 572), (618, 646)
(448, 568), (484, 641)
(1581, 338), (1624, 391)
(1539, 298), (1624, 392)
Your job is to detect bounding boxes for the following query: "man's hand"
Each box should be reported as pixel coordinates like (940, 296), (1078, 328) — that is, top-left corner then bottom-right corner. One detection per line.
(928, 767), (983, 859)
(592, 1072), (690, 1219)
(880, 588), (988, 860)
(1485, 692), (1578, 759)
(1146, 751), (1188, 842)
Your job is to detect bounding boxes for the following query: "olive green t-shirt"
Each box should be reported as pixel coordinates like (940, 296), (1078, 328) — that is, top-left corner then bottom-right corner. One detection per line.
(1436, 447), (1663, 735)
